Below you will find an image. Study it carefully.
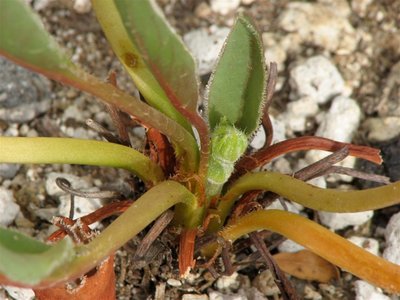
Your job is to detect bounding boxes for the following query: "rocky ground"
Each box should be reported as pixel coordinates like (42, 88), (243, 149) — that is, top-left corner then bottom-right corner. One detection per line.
(0, 0), (400, 299)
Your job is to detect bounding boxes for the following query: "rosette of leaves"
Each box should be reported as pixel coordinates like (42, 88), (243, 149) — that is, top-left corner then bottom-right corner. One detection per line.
(0, 0), (399, 297)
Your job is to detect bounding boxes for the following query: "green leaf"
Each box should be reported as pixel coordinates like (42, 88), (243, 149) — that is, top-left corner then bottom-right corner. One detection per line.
(220, 210), (400, 293)
(0, 0), (76, 77)
(92, 0), (198, 132)
(0, 137), (165, 185)
(207, 14), (266, 136)
(0, 0), (199, 172)
(0, 227), (74, 285)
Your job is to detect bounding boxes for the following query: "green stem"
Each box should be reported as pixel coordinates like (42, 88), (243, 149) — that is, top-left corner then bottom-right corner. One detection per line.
(12, 181), (197, 287)
(0, 137), (164, 185)
(214, 171), (400, 231)
(219, 210), (400, 293)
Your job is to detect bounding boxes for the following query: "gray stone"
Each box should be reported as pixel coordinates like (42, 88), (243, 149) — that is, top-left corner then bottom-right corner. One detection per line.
(0, 188), (20, 226)
(0, 57), (51, 123)
(289, 56), (348, 104)
(0, 164), (20, 179)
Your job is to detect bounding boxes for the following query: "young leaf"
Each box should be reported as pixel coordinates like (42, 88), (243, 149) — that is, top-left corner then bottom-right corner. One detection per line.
(207, 14), (266, 135)
(92, 0), (198, 132)
(0, 228), (73, 285)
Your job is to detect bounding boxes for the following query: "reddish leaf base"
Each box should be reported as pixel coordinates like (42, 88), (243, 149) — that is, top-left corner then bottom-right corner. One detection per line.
(179, 228), (197, 277)
(34, 255), (116, 300)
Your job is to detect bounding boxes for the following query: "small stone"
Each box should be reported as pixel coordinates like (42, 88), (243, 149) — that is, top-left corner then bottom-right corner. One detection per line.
(250, 115), (286, 150)
(262, 32), (287, 71)
(195, 2), (212, 19)
(0, 57), (51, 123)
(306, 96), (361, 181)
(167, 278), (182, 287)
(363, 117), (400, 142)
(383, 212), (400, 265)
(351, 0), (374, 17)
(0, 164), (20, 179)
(354, 280), (390, 300)
(278, 239), (305, 253)
(3, 286), (35, 300)
(210, 0), (241, 15)
(303, 285), (323, 300)
(378, 61), (400, 117)
(241, 0), (256, 5)
(0, 188), (20, 226)
(209, 291), (247, 300)
(184, 26), (230, 75)
(283, 96), (319, 132)
(278, 1), (358, 54)
(289, 56), (347, 104)
(73, 0), (91, 13)
(182, 294), (208, 300)
(252, 270), (280, 296)
(347, 236), (380, 256)
(46, 172), (90, 197)
(315, 96), (361, 142)
(318, 211), (373, 231)
(58, 192), (103, 228)
(216, 272), (240, 291)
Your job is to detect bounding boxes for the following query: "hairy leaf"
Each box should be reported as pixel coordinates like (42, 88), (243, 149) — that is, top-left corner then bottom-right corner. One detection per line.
(207, 14), (266, 135)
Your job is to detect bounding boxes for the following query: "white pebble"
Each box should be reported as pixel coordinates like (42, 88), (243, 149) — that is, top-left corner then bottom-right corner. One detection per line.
(216, 272), (239, 291)
(383, 212), (400, 265)
(46, 172), (90, 197)
(73, 0), (91, 13)
(184, 26), (230, 75)
(2, 286), (35, 300)
(167, 278), (182, 287)
(318, 211), (373, 231)
(289, 56), (347, 104)
(354, 280), (390, 300)
(278, 1), (358, 54)
(0, 188), (20, 226)
(347, 236), (380, 256)
(182, 294), (208, 300)
(250, 115), (286, 150)
(278, 239), (305, 253)
(306, 96), (361, 181)
(283, 96), (319, 132)
(209, 290), (247, 300)
(210, 0), (241, 15)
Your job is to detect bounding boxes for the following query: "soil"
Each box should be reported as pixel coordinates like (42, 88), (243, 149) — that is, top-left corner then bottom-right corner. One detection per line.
(1, 1), (399, 299)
